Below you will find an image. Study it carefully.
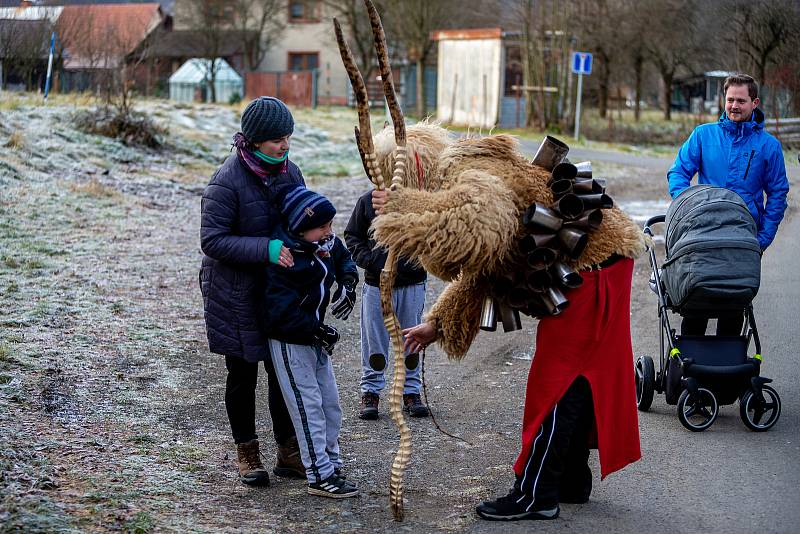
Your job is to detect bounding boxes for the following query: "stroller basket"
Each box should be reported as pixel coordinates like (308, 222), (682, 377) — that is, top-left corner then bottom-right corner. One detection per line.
(676, 335), (757, 378)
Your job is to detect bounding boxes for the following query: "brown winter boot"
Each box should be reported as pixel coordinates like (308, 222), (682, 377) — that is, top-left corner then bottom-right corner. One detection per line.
(236, 439), (270, 486)
(273, 436), (306, 479)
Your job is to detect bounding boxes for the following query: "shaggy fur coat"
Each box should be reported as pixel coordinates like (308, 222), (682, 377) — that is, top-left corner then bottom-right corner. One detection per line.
(371, 126), (647, 359)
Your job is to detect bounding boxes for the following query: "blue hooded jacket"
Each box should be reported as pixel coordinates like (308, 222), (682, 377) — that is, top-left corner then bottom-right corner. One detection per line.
(667, 108), (789, 250)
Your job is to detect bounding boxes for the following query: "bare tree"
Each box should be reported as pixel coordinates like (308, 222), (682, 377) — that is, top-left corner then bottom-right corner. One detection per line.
(384, 0), (453, 117)
(726, 0), (798, 92)
(640, 0), (702, 120)
(571, 0), (625, 120)
(232, 0), (286, 71)
(182, 0), (231, 102)
(511, 0), (575, 128)
(616, 0), (647, 121)
(324, 0), (385, 79)
(0, 18), (53, 90)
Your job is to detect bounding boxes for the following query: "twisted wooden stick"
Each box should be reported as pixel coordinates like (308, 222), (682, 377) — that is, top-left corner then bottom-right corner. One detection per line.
(334, 1), (410, 520)
(333, 17), (384, 190)
(379, 248), (410, 519)
(363, 0), (410, 519)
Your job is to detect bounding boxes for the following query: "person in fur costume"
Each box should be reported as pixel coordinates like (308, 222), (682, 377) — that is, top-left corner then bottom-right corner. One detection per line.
(371, 125), (647, 522)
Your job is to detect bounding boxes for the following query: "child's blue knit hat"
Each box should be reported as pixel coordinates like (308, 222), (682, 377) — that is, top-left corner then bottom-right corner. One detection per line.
(279, 184), (336, 233)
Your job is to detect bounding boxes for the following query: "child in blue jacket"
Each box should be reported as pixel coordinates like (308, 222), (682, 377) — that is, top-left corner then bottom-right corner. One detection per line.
(262, 184), (359, 498)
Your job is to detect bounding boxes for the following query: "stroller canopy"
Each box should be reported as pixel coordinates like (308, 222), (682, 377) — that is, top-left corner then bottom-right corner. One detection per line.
(662, 185), (761, 313)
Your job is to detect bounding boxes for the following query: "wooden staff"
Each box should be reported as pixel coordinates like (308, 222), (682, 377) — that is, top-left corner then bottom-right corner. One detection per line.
(333, 0), (411, 520)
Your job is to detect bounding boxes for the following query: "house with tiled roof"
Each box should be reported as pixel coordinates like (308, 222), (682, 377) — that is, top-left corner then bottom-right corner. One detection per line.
(0, 1), (167, 92)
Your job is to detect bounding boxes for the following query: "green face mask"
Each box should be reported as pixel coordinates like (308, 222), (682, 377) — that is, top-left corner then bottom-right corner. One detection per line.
(254, 149), (289, 164)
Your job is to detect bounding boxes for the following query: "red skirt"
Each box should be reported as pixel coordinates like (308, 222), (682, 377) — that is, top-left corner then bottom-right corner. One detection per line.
(513, 258), (641, 480)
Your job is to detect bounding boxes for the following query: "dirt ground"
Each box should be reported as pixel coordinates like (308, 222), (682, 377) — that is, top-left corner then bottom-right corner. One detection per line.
(1, 98), (797, 533)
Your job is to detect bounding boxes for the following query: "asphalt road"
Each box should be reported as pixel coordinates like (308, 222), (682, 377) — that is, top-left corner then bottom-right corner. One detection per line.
(467, 145), (800, 534)
(518, 138), (673, 172)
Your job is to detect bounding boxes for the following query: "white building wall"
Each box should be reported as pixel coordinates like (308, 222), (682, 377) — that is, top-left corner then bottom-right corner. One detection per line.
(259, 10), (349, 105)
(436, 38), (502, 129)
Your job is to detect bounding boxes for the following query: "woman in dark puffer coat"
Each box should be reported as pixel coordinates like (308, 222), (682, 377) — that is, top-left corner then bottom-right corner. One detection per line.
(200, 97), (306, 486)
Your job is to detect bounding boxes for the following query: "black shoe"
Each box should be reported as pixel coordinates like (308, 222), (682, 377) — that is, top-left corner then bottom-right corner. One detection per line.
(476, 489), (559, 521)
(308, 474), (359, 499)
(559, 493), (590, 504)
(359, 392), (379, 420)
(403, 393), (430, 417)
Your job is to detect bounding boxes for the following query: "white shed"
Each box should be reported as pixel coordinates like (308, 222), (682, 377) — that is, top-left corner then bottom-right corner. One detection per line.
(168, 58), (243, 104)
(432, 28), (504, 129)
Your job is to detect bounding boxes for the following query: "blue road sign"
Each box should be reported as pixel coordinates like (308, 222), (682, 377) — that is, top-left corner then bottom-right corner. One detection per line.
(572, 52), (592, 75)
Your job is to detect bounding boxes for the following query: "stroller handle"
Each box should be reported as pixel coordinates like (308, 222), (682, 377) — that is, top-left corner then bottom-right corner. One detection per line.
(644, 214), (666, 236)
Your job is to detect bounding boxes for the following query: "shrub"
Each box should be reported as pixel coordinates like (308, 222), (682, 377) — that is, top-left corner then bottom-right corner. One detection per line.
(73, 107), (166, 149)
(4, 131), (26, 150)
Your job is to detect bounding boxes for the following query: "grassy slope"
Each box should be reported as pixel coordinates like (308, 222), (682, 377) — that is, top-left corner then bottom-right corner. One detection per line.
(0, 94), (364, 533)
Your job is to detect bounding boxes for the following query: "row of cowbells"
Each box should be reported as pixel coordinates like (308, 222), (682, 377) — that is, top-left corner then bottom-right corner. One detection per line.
(481, 136), (616, 332)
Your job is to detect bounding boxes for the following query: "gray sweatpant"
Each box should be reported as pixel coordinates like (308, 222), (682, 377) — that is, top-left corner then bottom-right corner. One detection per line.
(359, 282), (425, 394)
(268, 339), (342, 484)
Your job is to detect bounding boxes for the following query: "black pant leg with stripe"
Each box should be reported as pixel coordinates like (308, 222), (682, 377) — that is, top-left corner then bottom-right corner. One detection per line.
(515, 376), (594, 509)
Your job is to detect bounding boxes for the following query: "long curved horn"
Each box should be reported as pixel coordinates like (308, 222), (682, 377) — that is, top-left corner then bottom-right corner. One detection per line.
(362, 0), (411, 522)
(365, 0), (406, 190)
(333, 17), (385, 190)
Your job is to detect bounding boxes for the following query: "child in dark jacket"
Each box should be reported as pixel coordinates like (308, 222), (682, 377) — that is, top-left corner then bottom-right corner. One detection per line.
(344, 190), (429, 420)
(263, 184), (359, 498)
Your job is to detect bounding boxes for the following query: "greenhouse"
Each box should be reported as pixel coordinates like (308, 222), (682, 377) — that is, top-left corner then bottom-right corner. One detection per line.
(168, 58), (243, 104)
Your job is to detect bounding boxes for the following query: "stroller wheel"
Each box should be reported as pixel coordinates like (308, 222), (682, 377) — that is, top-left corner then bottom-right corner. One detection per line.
(677, 388), (718, 431)
(635, 356), (655, 411)
(739, 385), (781, 432)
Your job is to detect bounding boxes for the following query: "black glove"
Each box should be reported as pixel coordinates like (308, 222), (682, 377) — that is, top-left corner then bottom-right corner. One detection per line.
(331, 281), (357, 320)
(314, 324), (340, 353)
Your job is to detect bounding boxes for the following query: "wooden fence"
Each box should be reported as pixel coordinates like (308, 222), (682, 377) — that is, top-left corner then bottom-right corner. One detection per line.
(765, 117), (800, 147)
(245, 71), (316, 107)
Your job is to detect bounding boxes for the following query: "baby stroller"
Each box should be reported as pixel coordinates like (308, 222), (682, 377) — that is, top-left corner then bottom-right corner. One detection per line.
(635, 185), (781, 432)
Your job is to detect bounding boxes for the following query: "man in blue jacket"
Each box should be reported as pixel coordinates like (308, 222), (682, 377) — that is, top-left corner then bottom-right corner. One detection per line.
(667, 73), (789, 335)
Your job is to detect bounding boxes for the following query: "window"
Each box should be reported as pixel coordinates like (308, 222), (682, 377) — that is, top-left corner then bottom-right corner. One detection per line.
(288, 52), (319, 71)
(288, 0), (320, 23)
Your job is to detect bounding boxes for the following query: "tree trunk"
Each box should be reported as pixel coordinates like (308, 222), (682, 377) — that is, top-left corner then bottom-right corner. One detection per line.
(598, 52), (610, 119)
(662, 72), (673, 121)
(757, 60), (766, 96)
(415, 59), (425, 117)
(209, 59), (218, 103)
(634, 54), (643, 122)
(598, 78), (608, 119)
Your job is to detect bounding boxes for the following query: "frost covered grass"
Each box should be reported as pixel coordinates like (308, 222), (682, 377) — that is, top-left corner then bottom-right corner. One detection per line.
(4, 131), (26, 150)
(0, 93), (378, 532)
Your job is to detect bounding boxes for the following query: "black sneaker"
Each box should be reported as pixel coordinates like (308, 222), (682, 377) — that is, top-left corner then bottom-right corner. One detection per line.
(308, 474), (359, 499)
(359, 392), (379, 420)
(403, 393), (430, 417)
(476, 489), (559, 521)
